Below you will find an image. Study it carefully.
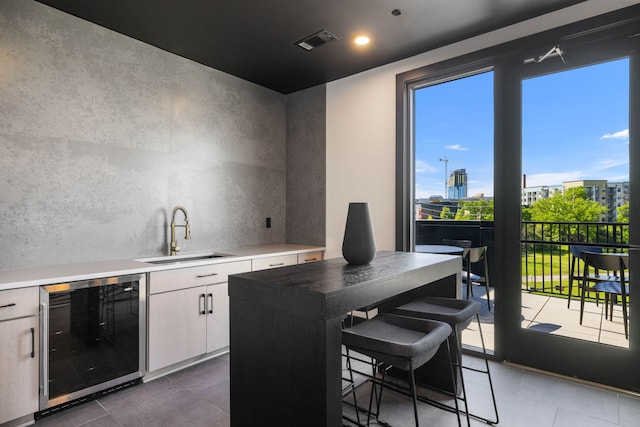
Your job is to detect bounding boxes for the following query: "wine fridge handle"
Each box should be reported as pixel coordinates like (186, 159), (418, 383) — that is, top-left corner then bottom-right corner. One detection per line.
(40, 302), (48, 397)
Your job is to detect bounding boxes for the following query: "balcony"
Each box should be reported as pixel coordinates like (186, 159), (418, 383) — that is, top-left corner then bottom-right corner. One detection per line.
(416, 219), (630, 350)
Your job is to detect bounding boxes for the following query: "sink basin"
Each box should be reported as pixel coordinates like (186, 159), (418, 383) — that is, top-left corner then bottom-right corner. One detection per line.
(135, 252), (232, 265)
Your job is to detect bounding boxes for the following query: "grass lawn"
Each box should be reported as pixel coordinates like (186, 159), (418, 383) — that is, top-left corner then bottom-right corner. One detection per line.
(521, 247), (572, 276)
(521, 249), (601, 302)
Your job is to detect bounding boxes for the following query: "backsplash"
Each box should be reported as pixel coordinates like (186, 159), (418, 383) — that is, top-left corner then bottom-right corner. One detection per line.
(0, 1), (302, 268)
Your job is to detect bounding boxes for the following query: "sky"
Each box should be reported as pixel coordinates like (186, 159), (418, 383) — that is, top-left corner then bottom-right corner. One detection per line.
(413, 57), (630, 199)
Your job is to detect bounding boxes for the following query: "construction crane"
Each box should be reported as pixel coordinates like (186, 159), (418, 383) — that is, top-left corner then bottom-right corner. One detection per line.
(439, 157), (450, 198)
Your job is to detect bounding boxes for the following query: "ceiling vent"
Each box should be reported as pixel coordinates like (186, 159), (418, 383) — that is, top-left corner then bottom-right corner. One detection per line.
(295, 29), (338, 51)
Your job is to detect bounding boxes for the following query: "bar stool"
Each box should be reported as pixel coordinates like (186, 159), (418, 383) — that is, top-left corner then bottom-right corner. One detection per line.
(342, 313), (459, 426)
(385, 297), (499, 425)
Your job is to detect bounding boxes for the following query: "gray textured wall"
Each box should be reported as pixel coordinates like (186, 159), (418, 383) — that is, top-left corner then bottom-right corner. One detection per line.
(286, 85), (326, 246)
(0, 1), (290, 268)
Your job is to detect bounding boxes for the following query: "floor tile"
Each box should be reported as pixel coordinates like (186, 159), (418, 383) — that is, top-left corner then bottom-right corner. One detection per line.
(33, 351), (640, 427)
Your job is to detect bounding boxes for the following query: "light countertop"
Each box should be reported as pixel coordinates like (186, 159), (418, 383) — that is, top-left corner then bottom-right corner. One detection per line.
(0, 244), (324, 291)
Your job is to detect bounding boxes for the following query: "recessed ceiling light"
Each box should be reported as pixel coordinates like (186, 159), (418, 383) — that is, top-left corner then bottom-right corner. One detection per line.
(354, 36), (370, 46)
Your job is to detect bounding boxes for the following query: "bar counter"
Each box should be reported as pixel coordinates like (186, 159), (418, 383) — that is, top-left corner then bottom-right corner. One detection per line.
(228, 251), (461, 426)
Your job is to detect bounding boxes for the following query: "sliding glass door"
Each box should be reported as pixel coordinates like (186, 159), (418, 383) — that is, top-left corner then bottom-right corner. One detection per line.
(398, 8), (640, 391)
(498, 47), (640, 390)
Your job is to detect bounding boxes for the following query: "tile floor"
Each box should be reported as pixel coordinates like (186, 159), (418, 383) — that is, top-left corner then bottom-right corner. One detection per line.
(33, 350), (640, 427)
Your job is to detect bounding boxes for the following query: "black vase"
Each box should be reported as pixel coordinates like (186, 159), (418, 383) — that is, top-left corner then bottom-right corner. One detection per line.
(342, 202), (376, 265)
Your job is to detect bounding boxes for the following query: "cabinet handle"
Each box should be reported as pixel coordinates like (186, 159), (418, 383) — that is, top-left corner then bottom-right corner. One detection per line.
(207, 293), (213, 314)
(30, 327), (35, 358)
(196, 273), (218, 278)
(0, 302), (16, 309)
(199, 294), (206, 315)
(304, 258), (318, 262)
(269, 263), (285, 267)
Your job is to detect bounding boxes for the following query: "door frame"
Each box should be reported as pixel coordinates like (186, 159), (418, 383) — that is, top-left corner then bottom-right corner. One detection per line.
(397, 5), (640, 390)
(496, 43), (640, 392)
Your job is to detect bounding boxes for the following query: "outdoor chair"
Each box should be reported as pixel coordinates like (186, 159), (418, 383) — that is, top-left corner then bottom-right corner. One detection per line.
(579, 252), (629, 339)
(567, 245), (607, 308)
(463, 246), (492, 311)
(441, 240), (492, 311)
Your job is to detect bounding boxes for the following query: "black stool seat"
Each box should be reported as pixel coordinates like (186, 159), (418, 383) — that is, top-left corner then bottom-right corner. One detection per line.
(342, 313), (451, 371)
(393, 297), (481, 330)
(383, 296), (499, 426)
(342, 313), (458, 426)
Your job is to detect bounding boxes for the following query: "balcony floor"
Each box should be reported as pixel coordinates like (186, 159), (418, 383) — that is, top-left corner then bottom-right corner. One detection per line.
(462, 286), (629, 353)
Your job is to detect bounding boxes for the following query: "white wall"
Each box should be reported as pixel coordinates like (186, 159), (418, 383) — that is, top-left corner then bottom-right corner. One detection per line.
(325, 0), (639, 260)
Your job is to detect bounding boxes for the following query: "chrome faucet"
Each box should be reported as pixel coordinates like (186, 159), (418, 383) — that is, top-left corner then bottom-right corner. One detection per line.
(170, 206), (191, 256)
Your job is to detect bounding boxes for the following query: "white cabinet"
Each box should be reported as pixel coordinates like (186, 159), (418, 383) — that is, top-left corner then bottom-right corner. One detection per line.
(147, 260), (251, 372)
(206, 282), (230, 353)
(0, 288), (39, 425)
(297, 251), (324, 264)
(251, 254), (297, 271)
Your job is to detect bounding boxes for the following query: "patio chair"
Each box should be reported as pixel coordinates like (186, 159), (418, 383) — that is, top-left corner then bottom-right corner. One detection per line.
(462, 246), (491, 311)
(579, 252), (629, 339)
(568, 245), (603, 308)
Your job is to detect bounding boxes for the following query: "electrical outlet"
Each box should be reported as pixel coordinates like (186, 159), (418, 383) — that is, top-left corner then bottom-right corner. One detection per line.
(266, 217), (271, 228)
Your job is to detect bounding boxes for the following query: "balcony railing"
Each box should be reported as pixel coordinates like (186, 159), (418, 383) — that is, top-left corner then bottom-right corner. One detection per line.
(415, 219), (630, 296)
(521, 220), (629, 294)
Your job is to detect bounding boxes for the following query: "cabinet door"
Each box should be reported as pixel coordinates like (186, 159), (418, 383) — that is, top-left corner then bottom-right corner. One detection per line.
(298, 251), (324, 264)
(252, 254), (297, 271)
(148, 287), (207, 372)
(206, 283), (229, 353)
(0, 316), (38, 425)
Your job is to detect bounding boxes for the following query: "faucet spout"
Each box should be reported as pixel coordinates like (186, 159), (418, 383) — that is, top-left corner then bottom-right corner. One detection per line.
(170, 206), (191, 256)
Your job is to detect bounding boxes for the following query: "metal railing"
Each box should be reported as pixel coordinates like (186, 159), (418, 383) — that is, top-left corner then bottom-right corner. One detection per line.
(415, 219), (629, 295)
(521, 221), (629, 294)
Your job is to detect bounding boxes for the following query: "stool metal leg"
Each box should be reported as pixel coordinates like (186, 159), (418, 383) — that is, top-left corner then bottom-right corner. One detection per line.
(451, 327), (471, 427)
(473, 314), (499, 425)
(408, 360), (420, 427)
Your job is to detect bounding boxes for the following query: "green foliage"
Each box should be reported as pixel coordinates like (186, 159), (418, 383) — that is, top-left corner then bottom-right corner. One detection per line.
(617, 202), (629, 223)
(528, 187), (606, 243)
(454, 200), (494, 220)
(440, 206), (454, 219)
(529, 187), (605, 222)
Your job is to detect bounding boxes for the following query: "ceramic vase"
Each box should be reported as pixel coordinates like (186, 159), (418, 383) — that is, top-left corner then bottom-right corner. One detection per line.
(342, 202), (376, 265)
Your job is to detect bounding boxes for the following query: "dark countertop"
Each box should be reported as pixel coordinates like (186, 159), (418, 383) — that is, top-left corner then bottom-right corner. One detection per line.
(229, 250), (460, 320)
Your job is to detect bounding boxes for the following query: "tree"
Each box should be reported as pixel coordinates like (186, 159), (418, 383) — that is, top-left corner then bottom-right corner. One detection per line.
(529, 187), (606, 242)
(617, 202), (629, 223)
(440, 206), (454, 219)
(616, 202), (629, 245)
(454, 200), (494, 220)
(529, 187), (606, 223)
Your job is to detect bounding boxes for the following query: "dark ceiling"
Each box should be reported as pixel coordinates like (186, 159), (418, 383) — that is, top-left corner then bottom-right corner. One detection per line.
(36, 0), (586, 94)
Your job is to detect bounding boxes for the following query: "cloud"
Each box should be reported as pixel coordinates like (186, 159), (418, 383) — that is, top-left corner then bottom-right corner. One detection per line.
(415, 160), (438, 174)
(601, 129), (629, 140)
(595, 158), (628, 170)
(524, 171), (585, 187)
(445, 144), (468, 151)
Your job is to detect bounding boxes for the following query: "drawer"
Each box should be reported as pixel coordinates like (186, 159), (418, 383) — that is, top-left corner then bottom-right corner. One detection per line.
(252, 254), (297, 271)
(150, 260), (252, 294)
(0, 287), (39, 321)
(297, 251), (324, 264)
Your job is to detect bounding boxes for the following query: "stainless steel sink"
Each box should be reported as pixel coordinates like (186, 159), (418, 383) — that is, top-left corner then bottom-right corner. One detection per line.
(135, 252), (233, 265)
